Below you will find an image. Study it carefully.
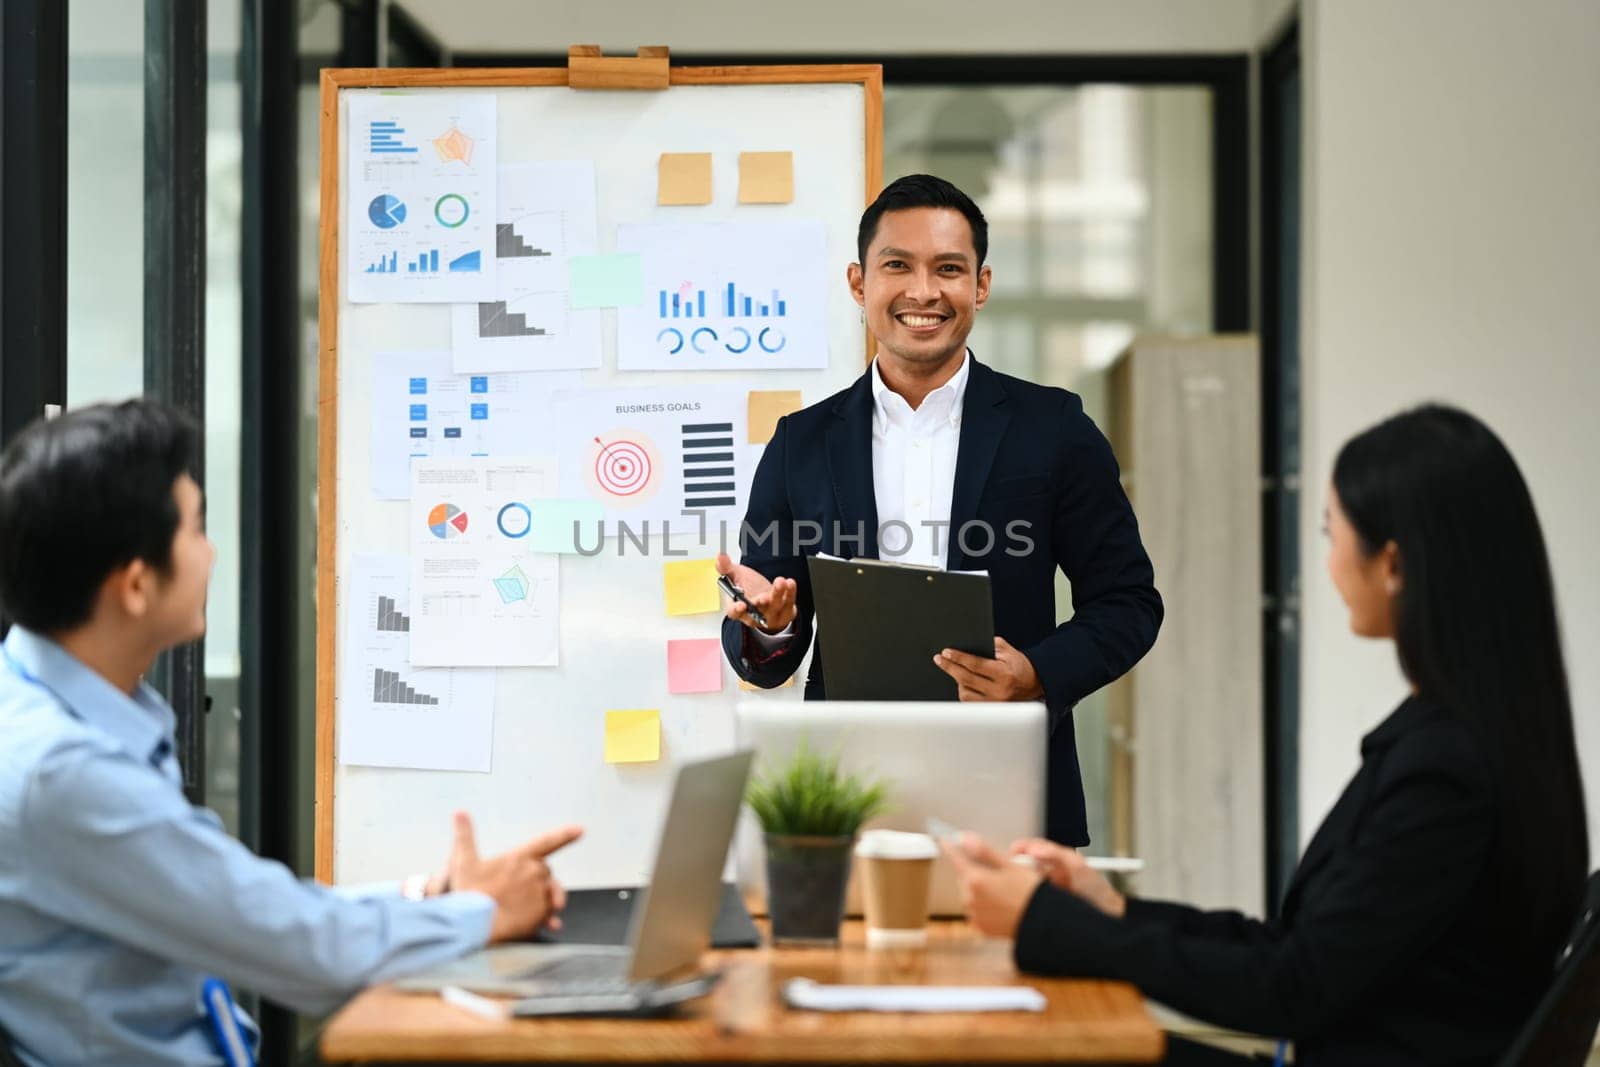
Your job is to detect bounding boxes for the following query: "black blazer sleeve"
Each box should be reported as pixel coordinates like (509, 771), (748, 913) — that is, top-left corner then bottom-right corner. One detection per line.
(1011, 721), (1495, 1040)
(720, 415), (815, 689)
(1024, 395), (1163, 710)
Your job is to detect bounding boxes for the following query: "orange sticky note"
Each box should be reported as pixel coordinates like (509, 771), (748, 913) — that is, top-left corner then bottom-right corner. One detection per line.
(658, 153), (712, 205)
(667, 638), (723, 694)
(663, 558), (720, 616)
(747, 390), (803, 445)
(604, 709), (661, 764)
(739, 151), (794, 204)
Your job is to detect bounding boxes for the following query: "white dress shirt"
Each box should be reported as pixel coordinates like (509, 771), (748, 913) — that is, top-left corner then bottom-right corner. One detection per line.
(750, 352), (970, 649)
(869, 351), (969, 569)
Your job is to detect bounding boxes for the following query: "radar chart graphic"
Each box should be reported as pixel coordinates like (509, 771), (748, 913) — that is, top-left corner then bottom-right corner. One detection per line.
(584, 430), (662, 507)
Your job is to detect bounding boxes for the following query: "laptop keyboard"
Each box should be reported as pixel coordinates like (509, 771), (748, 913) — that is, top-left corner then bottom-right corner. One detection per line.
(522, 952), (634, 995)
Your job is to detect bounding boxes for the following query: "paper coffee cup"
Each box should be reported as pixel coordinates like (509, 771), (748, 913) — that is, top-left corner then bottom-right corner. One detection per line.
(855, 830), (938, 949)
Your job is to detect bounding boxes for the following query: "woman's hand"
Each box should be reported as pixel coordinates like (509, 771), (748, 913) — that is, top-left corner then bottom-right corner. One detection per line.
(940, 832), (1044, 939)
(1009, 838), (1126, 918)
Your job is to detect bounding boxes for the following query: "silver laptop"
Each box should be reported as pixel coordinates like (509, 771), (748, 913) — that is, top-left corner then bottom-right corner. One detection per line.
(397, 749), (754, 1014)
(734, 700), (1045, 916)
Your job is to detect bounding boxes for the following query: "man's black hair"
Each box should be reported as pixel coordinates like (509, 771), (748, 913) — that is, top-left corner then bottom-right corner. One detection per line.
(856, 173), (989, 267)
(0, 399), (199, 633)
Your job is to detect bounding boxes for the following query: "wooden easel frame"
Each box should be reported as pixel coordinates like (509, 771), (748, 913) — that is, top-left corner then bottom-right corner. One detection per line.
(314, 60), (883, 882)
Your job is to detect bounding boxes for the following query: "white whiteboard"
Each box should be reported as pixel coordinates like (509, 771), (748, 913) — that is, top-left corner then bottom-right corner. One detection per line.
(321, 71), (878, 888)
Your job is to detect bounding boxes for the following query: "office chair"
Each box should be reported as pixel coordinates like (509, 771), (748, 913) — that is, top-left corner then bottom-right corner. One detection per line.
(1497, 870), (1600, 1067)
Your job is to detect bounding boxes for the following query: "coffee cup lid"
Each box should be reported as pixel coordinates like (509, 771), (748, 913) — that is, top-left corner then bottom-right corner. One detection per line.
(854, 829), (939, 860)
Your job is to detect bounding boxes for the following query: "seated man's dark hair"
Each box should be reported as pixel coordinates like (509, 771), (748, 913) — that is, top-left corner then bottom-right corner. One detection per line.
(0, 399), (199, 633)
(857, 173), (989, 267)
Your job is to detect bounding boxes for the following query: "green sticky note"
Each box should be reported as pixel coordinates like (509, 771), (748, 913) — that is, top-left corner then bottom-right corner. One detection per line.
(569, 254), (644, 308)
(528, 499), (605, 554)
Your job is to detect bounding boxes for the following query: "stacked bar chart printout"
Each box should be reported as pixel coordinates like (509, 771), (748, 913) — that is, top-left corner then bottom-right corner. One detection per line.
(375, 595), (411, 632)
(372, 668), (441, 706)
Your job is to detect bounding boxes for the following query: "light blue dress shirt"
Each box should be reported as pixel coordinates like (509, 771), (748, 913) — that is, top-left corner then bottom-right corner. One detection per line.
(0, 627), (495, 1066)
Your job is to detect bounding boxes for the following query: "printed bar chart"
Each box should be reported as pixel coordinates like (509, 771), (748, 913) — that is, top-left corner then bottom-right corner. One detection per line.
(720, 282), (788, 318)
(368, 120), (418, 155)
(403, 250), (440, 273)
(495, 223), (553, 259)
(478, 300), (548, 339)
(655, 285), (785, 319)
(658, 290), (713, 319)
(372, 668), (440, 705)
(370, 248), (486, 274)
(375, 595), (411, 633)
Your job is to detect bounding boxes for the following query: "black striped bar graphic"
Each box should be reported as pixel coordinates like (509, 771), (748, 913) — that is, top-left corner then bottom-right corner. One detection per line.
(682, 421), (737, 507)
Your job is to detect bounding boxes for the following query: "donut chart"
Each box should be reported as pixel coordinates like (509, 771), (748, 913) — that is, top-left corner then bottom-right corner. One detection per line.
(496, 502), (532, 538)
(426, 502), (469, 539)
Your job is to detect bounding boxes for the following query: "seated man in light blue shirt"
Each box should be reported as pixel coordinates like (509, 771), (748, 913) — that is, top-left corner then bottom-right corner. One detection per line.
(0, 399), (583, 1065)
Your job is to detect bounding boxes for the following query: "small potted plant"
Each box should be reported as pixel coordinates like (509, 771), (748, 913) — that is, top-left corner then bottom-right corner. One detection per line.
(745, 744), (891, 945)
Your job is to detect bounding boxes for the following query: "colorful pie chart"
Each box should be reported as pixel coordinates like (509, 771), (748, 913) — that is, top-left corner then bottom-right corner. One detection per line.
(426, 503), (469, 539)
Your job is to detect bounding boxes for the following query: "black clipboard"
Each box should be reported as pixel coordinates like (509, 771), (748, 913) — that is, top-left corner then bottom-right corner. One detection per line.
(806, 555), (994, 701)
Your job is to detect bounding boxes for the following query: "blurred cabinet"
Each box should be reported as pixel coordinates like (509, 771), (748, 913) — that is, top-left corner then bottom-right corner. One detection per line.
(1106, 336), (1262, 913)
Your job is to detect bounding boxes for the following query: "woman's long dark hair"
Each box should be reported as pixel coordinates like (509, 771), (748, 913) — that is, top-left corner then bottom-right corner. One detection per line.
(1333, 404), (1588, 959)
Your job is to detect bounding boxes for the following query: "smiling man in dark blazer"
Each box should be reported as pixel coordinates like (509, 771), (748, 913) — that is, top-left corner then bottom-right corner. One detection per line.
(716, 174), (1162, 846)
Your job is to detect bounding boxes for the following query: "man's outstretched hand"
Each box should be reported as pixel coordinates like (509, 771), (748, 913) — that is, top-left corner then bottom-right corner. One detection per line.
(444, 814), (583, 943)
(716, 553), (797, 635)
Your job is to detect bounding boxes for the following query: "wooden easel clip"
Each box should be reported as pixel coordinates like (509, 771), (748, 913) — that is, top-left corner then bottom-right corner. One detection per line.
(567, 45), (670, 90)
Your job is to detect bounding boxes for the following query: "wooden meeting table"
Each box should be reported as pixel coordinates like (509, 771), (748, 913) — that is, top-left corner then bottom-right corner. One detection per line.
(318, 919), (1164, 1064)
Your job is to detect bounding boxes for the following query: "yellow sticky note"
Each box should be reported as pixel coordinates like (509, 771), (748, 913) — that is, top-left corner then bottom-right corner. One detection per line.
(663, 558), (720, 616)
(747, 389), (803, 444)
(658, 153), (712, 205)
(605, 709), (661, 764)
(739, 151), (794, 204)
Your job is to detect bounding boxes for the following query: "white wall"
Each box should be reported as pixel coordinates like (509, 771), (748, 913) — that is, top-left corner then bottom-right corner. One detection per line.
(1298, 0), (1600, 856)
(398, 0), (1263, 56)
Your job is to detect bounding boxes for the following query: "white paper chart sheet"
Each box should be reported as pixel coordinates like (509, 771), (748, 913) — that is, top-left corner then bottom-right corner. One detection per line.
(338, 553), (497, 772)
(615, 221), (828, 371)
(409, 458), (562, 666)
(368, 350), (579, 500)
(348, 93), (497, 304)
(451, 161), (602, 373)
(545, 384), (751, 531)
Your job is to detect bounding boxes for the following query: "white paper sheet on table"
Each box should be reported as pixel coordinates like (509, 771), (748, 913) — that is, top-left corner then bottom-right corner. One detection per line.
(369, 350), (579, 500)
(409, 457), (562, 667)
(337, 553), (497, 772)
(782, 978), (1046, 1013)
(451, 161), (602, 373)
(614, 220), (829, 372)
(347, 93), (497, 304)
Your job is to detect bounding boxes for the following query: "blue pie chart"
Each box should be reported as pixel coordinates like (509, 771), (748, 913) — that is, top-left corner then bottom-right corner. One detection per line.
(368, 194), (406, 229)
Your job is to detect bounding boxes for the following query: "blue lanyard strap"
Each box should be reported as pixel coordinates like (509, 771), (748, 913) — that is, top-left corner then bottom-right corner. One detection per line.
(202, 978), (256, 1067)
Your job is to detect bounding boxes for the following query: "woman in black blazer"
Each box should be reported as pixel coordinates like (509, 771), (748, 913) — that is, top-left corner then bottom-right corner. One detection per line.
(945, 405), (1590, 1066)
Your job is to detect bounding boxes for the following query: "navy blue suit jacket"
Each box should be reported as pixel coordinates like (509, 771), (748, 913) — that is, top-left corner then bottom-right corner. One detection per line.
(721, 357), (1162, 845)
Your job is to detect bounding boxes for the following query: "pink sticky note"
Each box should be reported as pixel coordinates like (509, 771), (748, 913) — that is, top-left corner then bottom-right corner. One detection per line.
(667, 638), (723, 694)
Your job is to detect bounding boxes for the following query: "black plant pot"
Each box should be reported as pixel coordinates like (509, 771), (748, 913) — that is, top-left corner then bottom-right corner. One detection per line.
(764, 833), (854, 945)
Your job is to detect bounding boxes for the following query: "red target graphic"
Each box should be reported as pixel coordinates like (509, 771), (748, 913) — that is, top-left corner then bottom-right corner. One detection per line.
(583, 429), (662, 506)
(594, 438), (651, 495)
